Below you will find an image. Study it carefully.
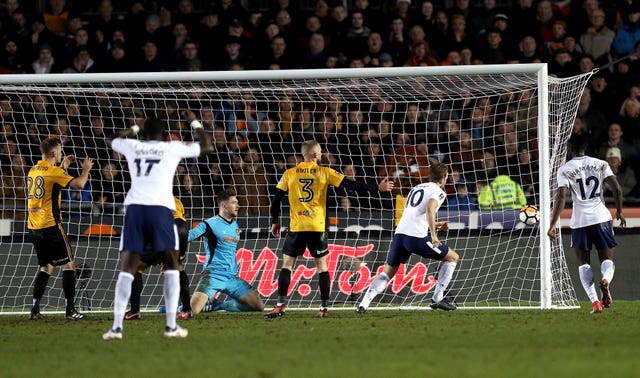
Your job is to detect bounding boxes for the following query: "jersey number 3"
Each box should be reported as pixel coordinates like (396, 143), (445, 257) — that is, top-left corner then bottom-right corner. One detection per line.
(298, 178), (314, 202)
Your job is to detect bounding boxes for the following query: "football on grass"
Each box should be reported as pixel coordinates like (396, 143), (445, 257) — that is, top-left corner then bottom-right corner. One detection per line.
(519, 205), (540, 226)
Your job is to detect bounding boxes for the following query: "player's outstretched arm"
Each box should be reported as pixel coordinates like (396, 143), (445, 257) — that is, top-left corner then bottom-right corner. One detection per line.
(339, 177), (394, 193)
(547, 187), (567, 240)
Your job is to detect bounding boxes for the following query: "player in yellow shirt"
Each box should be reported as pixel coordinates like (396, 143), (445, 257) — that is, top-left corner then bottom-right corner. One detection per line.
(27, 136), (93, 320)
(265, 140), (393, 318)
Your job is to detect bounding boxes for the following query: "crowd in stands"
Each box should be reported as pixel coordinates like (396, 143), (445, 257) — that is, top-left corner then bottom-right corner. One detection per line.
(1, 0), (640, 216)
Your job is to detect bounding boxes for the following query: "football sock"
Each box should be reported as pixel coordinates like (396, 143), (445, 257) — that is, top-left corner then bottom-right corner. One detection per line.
(130, 272), (143, 313)
(432, 262), (457, 303)
(32, 270), (50, 309)
(601, 259), (614, 283)
(163, 270), (180, 330)
(201, 298), (221, 313)
(318, 271), (330, 308)
(179, 270), (192, 312)
(220, 300), (252, 312)
(277, 268), (291, 306)
(113, 272), (134, 331)
(359, 272), (389, 309)
(62, 269), (76, 312)
(578, 264), (599, 303)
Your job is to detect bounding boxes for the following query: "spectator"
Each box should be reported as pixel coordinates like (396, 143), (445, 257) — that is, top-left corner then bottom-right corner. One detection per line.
(475, 27), (507, 64)
(603, 147), (637, 197)
(579, 8), (614, 68)
(444, 14), (471, 56)
(619, 96), (640, 143)
(387, 16), (410, 66)
(353, 0), (385, 33)
(478, 174), (527, 210)
(345, 10), (371, 59)
(362, 32), (387, 67)
(510, 0), (537, 39)
(43, 0), (70, 38)
(31, 43), (59, 73)
(549, 47), (579, 78)
(93, 161), (127, 214)
(259, 35), (296, 69)
(0, 39), (29, 73)
(543, 19), (569, 60)
(405, 40), (439, 66)
(534, 0), (562, 43)
(0, 153), (28, 219)
(62, 180), (93, 219)
(218, 36), (248, 70)
(612, 6), (640, 59)
(101, 41), (133, 72)
(136, 40), (170, 72)
(516, 35), (543, 63)
(231, 147), (270, 215)
(413, 1), (437, 43)
(299, 32), (328, 69)
(65, 46), (98, 73)
(91, 0), (125, 43)
(596, 122), (636, 163)
(448, 182), (478, 211)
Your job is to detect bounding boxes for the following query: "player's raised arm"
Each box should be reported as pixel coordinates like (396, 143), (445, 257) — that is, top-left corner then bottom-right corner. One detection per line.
(107, 118), (143, 145)
(68, 157), (94, 190)
(182, 110), (213, 155)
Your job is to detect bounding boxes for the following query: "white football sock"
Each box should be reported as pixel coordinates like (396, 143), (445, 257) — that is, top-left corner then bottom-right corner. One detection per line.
(600, 259), (614, 283)
(578, 264), (598, 303)
(164, 270), (180, 330)
(432, 261), (457, 303)
(359, 272), (389, 309)
(112, 272), (134, 331)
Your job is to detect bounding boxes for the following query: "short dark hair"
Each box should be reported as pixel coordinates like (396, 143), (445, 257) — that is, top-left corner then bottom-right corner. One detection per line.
(217, 188), (237, 204)
(143, 118), (164, 138)
(568, 133), (588, 153)
(40, 136), (61, 155)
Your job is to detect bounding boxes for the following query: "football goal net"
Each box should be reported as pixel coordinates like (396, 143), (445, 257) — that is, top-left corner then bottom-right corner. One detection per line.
(0, 65), (590, 313)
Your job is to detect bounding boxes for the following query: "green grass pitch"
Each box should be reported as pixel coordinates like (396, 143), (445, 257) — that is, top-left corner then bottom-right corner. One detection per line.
(1, 302), (639, 378)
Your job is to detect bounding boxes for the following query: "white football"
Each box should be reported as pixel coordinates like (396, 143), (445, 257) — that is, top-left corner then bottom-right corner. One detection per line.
(519, 205), (540, 226)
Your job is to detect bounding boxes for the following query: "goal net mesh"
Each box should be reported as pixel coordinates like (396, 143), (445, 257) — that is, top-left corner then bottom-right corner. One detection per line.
(0, 68), (590, 313)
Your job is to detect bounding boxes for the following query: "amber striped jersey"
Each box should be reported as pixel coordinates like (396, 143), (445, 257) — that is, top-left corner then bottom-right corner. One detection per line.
(276, 161), (344, 232)
(26, 160), (73, 230)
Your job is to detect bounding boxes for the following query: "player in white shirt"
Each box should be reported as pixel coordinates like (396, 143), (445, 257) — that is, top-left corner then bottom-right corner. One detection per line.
(357, 163), (460, 313)
(548, 134), (626, 314)
(103, 111), (213, 340)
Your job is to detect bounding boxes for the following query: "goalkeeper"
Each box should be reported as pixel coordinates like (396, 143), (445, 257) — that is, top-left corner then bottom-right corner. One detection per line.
(357, 162), (460, 313)
(188, 189), (264, 314)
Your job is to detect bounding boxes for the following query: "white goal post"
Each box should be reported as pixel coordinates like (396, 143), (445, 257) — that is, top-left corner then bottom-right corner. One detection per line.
(0, 64), (591, 313)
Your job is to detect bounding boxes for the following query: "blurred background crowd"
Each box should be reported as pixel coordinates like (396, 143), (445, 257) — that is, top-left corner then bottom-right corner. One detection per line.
(1, 0), (640, 217)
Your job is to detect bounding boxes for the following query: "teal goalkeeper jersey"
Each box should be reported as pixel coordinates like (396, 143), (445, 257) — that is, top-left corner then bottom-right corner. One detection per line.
(188, 215), (241, 276)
